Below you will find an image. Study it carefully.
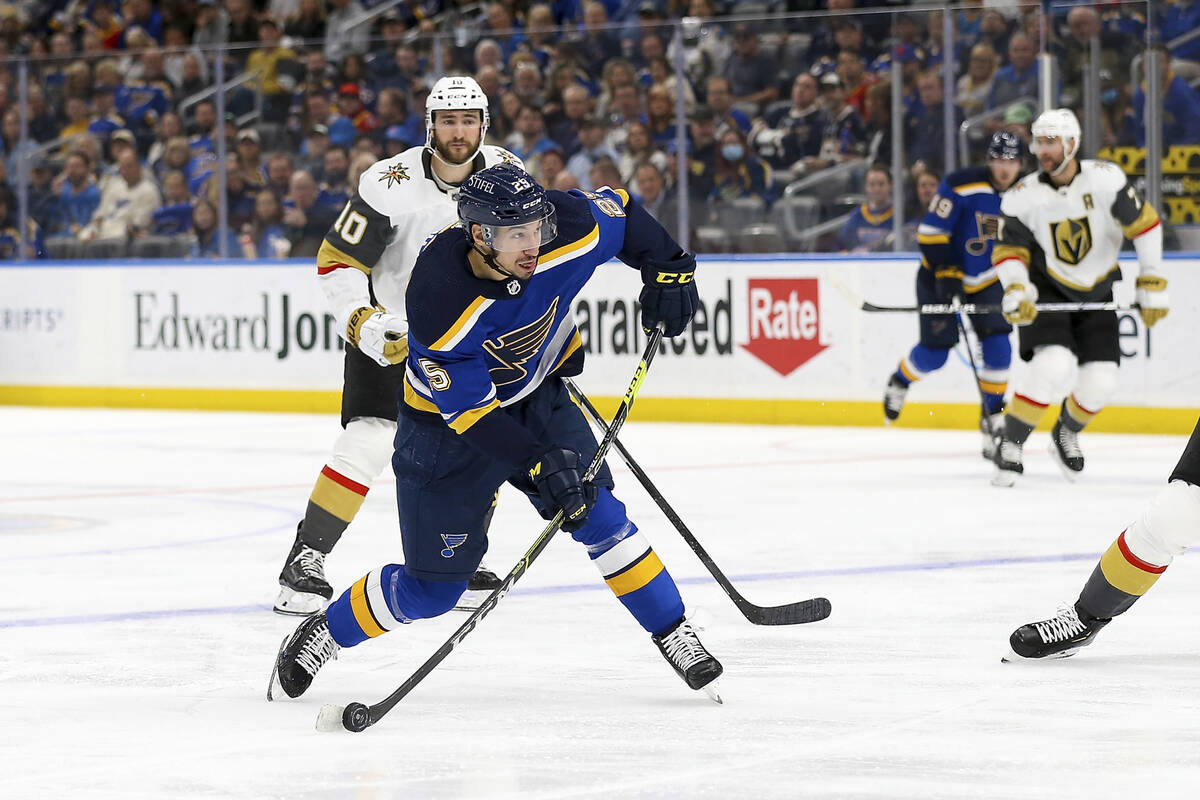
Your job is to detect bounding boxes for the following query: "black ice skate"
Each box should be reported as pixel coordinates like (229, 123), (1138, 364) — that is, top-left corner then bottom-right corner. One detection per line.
(882, 375), (908, 423)
(267, 611), (340, 700)
(991, 436), (1024, 487)
(653, 617), (723, 703)
(1003, 602), (1110, 662)
(1049, 419), (1085, 481)
(274, 526), (334, 616)
(980, 411), (1004, 461)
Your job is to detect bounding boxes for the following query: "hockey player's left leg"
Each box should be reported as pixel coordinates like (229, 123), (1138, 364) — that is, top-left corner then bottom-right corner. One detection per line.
(1004, 478), (1199, 661)
(269, 564), (467, 700)
(884, 345), (950, 424)
(975, 332), (1011, 461)
(993, 345), (1073, 487)
(1048, 361), (1118, 481)
(571, 488), (722, 702)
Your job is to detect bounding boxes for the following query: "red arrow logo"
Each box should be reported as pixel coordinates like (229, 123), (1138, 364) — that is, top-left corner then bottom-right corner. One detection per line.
(740, 278), (829, 376)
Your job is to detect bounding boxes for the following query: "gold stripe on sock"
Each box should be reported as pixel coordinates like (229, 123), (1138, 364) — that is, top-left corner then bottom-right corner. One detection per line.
(605, 550), (665, 597)
(1065, 394), (1099, 427)
(310, 471), (369, 523)
(1098, 535), (1167, 597)
(349, 575), (387, 638)
(1009, 394), (1050, 428)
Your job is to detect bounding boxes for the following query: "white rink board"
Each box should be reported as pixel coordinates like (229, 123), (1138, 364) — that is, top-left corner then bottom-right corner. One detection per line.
(1, 256), (1198, 408)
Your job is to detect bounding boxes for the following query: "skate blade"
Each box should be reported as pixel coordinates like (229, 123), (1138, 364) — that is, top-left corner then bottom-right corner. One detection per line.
(315, 704), (347, 732)
(991, 469), (1019, 488)
(453, 588), (490, 612)
(266, 632), (290, 702)
(274, 586), (328, 617)
(1001, 645), (1080, 663)
(701, 680), (723, 705)
(1047, 443), (1081, 483)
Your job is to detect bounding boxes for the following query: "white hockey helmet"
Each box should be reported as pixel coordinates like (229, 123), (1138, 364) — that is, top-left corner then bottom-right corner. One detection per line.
(425, 75), (490, 163)
(1030, 108), (1081, 176)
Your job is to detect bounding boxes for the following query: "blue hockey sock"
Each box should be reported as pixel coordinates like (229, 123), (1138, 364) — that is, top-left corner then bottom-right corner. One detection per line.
(978, 333), (1012, 414)
(326, 564), (467, 648)
(571, 488), (685, 635)
(897, 344), (949, 385)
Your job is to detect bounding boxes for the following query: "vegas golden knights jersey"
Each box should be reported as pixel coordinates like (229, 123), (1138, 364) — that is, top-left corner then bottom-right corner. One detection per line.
(992, 160), (1161, 301)
(314, 145), (523, 337)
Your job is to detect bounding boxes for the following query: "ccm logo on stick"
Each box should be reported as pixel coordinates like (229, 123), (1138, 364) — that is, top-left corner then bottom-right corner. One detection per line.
(742, 278), (829, 376)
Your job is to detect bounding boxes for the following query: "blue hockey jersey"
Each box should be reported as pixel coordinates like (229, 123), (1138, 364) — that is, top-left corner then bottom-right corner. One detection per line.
(403, 186), (690, 469)
(914, 165), (1004, 293)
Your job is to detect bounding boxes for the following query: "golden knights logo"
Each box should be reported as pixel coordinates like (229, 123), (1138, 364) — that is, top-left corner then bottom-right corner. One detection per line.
(1050, 216), (1092, 265)
(378, 163), (411, 188)
(484, 298), (558, 386)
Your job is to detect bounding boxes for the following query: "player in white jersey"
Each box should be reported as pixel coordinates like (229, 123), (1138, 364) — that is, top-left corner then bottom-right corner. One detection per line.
(274, 76), (523, 615)
(989, 109), (1169, 488)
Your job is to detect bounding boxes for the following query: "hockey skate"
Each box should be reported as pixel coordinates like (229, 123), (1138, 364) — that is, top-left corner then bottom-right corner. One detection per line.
(274, 526), (334, 616)
(652, 617), (723, 703)
(1048, 419), (1084, 481)
(979, 411), (1004, 461)
(454, 563), (504, 611)
(882, 375), (908, 424)
(991, 436), (1024, 487)
(1003, 602), (1110, 662)
(267, 611), (340, 700)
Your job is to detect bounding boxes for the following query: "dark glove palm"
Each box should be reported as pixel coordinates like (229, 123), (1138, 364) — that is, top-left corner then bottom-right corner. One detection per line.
(526, 448), (596, 533)
(639, 274), (699, 337)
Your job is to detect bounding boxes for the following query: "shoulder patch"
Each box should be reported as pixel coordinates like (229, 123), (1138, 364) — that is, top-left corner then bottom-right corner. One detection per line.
(377, 162), (411, 188)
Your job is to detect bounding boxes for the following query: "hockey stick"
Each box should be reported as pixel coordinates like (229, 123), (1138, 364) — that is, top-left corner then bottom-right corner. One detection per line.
(860, 299), (1131, 314)
(825, 269), (1135, 314)
(321, 327), (665, 734)
(564, 378), (832, 626)
(953, 302), (997, 444)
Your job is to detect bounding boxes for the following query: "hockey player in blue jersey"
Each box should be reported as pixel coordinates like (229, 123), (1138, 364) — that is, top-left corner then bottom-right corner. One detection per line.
(269, 163), (724, 703)
(882, 131), (1024, 458)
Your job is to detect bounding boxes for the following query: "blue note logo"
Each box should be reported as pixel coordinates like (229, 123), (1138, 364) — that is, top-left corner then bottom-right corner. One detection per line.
(440, 533), (468, 558)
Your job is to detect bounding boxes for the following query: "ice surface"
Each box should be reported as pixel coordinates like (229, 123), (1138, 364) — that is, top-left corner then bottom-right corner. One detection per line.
(3, 407), (1198, 799)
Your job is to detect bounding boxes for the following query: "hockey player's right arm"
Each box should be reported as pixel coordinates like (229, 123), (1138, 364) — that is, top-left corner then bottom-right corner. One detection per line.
(992, 212), (1040, 325)
(1110, 176), (1169, 327)
(916, 182), (966, 301)
(316, 195), (407, 365)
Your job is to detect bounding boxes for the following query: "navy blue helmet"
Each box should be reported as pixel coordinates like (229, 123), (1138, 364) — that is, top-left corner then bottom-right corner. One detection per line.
(987, 130), (1023, 161)
(458, 163), (558, 251)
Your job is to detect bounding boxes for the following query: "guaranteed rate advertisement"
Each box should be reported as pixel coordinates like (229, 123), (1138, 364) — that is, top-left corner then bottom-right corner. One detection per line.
(0, 257), (1194, 418)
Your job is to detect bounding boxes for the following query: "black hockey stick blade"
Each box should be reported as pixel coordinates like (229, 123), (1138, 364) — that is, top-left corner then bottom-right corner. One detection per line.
(563, 378), (831, 627)
(745, 596), (832, 625)
(318, 328), (666, 733)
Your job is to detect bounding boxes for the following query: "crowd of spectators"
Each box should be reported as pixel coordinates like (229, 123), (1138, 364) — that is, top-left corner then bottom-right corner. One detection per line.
(0, 0), (1196, 258)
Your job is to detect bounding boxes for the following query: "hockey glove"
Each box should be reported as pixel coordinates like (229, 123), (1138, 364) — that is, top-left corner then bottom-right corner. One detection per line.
(347, 306), (409, 367)
(933, 268), (964, 303)
(1135, 275), (1169, 328)
(526, 447), (596, 533)
(1001, 283), (1038, 326)
(639, 260), (698, 338)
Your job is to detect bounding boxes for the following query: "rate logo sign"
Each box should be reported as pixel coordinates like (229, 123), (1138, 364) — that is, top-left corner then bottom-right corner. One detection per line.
(741, 278), (829, 376)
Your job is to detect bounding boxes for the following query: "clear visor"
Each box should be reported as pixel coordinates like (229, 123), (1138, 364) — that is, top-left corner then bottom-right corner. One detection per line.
(478, 207), (558, 252)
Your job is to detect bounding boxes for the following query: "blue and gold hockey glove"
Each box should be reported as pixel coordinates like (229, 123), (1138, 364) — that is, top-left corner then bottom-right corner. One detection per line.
(526, 447), (596, 533)
(639, 255), (698, 338)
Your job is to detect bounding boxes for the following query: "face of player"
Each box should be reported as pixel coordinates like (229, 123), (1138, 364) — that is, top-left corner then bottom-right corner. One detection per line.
(473, 220), (544, 279)
(988, 158), (1021, 190)
(431, 110), (483, 165)
(1034, 135), (1067, 173)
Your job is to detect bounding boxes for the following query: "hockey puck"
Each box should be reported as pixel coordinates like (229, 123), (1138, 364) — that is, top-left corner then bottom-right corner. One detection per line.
(342, 702), (371, 732)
